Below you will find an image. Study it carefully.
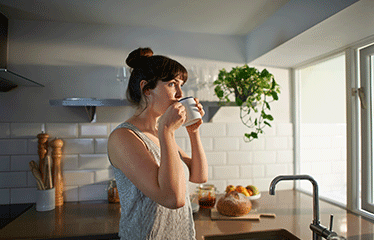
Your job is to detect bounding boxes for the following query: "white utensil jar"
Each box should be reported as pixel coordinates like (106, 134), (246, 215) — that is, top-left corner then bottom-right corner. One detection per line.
(36, 188), (55, 212)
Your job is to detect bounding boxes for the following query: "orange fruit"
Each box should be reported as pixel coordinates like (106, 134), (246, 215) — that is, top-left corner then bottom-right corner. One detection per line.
(225, 185), (236, 193)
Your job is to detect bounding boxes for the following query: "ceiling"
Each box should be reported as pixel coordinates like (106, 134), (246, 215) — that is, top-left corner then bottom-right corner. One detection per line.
(251, 0), (374, 68)
(0, 0), (290, 36)
(0, 0), (369, 69)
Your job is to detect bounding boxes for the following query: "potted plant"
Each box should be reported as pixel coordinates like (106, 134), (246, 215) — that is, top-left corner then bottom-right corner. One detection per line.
(213, 64), (280, 142)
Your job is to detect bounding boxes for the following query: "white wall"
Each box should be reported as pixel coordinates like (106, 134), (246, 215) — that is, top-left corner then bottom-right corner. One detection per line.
(0, 64), (292, 204)
(0, 19), (293, 204)
(0, 121), (293, 204)
(0, 19), (245, 123)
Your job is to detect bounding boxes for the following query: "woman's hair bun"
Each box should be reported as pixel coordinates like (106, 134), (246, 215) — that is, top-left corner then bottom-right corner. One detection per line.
(126, 47), (154, 68)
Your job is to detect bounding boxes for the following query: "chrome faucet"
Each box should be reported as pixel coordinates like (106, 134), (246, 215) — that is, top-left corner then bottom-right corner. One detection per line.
(269, 175), (340, 240)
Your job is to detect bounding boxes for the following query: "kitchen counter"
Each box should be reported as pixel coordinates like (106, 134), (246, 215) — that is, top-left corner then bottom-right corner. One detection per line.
(0, 203), (33, 229)
(195, 190), (374, 239)
(1, 190), (374, 239)
(0, 201), (121, 240)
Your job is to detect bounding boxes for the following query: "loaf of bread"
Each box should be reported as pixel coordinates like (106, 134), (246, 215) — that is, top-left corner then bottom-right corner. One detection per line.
(216, 191), (252, 217)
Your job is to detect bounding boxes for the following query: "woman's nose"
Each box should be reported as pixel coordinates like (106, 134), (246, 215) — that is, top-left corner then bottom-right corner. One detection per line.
(176, 85), (183, 98)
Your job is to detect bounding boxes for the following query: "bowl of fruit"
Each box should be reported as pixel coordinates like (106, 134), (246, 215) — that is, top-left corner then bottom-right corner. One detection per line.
(225, 185), (261, 200)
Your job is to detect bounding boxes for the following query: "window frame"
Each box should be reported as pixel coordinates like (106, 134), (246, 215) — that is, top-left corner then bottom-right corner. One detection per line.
(359, 43), (374, 214)
(348, 38), (374, 219)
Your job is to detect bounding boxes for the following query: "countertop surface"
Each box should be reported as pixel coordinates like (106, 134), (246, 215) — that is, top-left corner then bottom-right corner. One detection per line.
(0, 201), (121, 240)
(194, 190), (374, 240)
(0, 203), (33, 229)
(1, 190), (374, 240)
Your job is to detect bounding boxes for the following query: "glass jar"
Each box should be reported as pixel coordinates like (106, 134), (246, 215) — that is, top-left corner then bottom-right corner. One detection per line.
(197, 184), (216, 209)
(107, 179), (120, 203)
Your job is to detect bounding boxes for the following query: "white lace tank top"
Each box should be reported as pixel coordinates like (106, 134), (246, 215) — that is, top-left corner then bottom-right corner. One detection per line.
(109, 122), (196, 240)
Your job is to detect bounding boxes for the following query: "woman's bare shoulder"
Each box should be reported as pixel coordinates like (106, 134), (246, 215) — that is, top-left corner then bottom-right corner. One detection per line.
(109, 126), (147, 149)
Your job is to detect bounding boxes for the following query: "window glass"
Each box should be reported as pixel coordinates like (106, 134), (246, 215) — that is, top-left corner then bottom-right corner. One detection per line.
(298, 54), (347, 205)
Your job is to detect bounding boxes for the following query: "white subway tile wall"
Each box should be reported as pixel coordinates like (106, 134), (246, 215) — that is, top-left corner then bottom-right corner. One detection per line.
(46, 123), (79, 138)
(0, 156), (10, 171)
(0, 123), (10, 138)
(0, 122), (294, 204)
(10, 123), (44, 138)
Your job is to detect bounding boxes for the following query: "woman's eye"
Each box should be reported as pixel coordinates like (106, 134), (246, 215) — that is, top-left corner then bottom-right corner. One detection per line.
(169, 82), (175, 87)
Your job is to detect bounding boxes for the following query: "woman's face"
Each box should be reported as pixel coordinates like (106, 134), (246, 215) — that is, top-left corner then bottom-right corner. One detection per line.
(147, 78), (184, 114)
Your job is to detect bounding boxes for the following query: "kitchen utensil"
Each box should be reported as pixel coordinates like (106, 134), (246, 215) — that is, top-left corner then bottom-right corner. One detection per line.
(36, 188), (55, 212)
(44, 155), (53, 189)
(29, 161), (45, 190)
(51, 138), (64, 206)
(210, 208), (276, 220)
(37, 132), (49, 182)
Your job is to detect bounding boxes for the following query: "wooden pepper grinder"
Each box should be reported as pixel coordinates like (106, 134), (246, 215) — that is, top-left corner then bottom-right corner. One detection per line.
(51, 138), (64, 206)
(37, 132), (49, 182)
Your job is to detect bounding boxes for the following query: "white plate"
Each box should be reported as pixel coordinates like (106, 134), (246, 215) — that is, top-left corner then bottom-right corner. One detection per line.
(191, 202), (199, 213)
(247, 193), (261, 200)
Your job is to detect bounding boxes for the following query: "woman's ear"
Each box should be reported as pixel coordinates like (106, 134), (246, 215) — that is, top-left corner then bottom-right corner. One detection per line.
(140, 80), (150, 96)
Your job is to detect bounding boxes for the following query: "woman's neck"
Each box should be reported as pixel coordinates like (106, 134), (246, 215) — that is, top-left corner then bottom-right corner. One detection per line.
(128, 108), (160, 134)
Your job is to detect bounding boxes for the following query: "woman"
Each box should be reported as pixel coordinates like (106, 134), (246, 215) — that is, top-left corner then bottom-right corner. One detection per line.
(108, 47), (208, 240)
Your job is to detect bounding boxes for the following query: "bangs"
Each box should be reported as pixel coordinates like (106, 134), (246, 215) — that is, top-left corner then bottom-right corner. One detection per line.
(173, 65), (188, 82)
(155, 56), (188, 83)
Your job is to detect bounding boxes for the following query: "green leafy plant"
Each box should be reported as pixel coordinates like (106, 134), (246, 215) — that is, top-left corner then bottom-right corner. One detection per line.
(213, 64), (280, 142)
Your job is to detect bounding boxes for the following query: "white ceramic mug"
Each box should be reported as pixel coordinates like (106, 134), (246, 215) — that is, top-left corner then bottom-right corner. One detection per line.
(179, 97), (202, 127)
(36, 188), (55, 212)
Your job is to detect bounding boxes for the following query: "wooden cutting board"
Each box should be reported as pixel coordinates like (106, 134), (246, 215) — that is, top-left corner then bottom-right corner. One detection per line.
(210, 209), (276, 220)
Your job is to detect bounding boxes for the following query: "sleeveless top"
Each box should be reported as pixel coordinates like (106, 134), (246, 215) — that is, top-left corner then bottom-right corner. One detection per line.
(109, 122), (196, 240)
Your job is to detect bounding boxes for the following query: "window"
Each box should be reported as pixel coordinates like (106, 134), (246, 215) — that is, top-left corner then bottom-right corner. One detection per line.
(295, 54), (347, 206)
(294, 40), (374, 219)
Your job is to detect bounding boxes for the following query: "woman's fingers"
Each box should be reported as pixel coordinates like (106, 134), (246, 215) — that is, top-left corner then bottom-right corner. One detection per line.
(186, 119), (203, 133)
(159, 102), (187, 131)
(194, 98), (205, 117)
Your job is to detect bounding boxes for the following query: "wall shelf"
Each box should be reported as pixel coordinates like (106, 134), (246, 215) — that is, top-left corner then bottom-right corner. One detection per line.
(49, 98), (236, 122)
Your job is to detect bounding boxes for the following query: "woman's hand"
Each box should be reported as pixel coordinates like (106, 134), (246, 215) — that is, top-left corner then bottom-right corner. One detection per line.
(186, 98), (205, 133)
(158, 102), (186, 132)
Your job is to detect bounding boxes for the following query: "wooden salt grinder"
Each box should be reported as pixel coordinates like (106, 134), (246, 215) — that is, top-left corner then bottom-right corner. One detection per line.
(37, 132), (49, 182)
(51, 138), (64, 206)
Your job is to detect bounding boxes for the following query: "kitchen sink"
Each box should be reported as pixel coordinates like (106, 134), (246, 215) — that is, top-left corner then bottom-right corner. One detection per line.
(203, 229), (300, 240)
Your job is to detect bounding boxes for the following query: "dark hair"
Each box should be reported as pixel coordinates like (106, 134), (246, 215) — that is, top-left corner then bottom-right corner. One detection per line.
(125, 47), (188, 107)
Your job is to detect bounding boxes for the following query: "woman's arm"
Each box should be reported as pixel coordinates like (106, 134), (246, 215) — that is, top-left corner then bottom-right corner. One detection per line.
(157, 125), (187, 208)
(108, 128), (186, 209)
(178, 127), (208, 183)
(179, 98), (208, 183)
(108, 103), (187, 209)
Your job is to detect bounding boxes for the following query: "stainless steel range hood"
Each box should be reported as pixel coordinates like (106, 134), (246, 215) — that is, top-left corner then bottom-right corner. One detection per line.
(0, 12), (44, 92)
